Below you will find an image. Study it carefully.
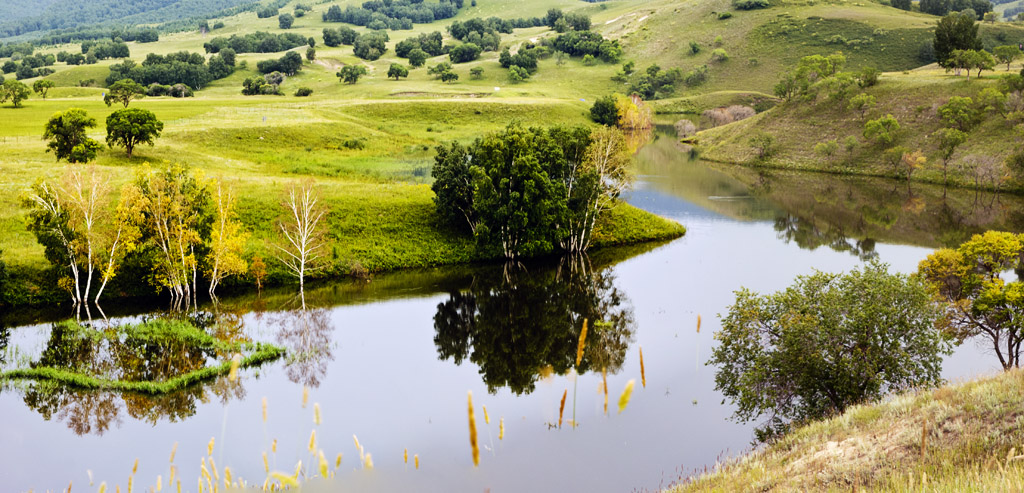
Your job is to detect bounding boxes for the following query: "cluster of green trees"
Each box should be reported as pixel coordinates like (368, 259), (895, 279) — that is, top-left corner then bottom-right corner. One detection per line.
(43, 99), (163, 163)
(0, 79), (32, 107)
(447, 18), (503, 51)
(918, 0), (992, 18)
(626, 63), (683, 100)
(545, 8), (591, 33)
(256, 50), (303, 75)
(80, 39), (130, 59)
(322, 0), (464, 31)
(203, 31), (310, 54)
(353, 31), (390, 60)
(322, 26), (359, 47)
(589, 93), (654, 130)
(2, 53), (57, 80)
(107, 50), (236, 89)
(243, 71), (286, 94)
(552, 30), (622, 63)
(431, 124), (634, 258)
(394, 31), (444, 66)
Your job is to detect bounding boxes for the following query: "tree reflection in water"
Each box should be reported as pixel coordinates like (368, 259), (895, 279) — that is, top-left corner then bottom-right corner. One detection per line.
(434, 255), (635, 395)
(273, 308), (335, 388)
(13, 310), (251, 436)
(773, 215), (879, 261)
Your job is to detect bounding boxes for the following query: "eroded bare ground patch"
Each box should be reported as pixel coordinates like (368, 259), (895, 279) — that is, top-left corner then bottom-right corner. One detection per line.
(388, 92), (493, 98)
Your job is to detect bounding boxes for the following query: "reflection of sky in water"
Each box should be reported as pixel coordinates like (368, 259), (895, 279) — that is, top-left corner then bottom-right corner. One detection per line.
(0, 145), (1012, 492)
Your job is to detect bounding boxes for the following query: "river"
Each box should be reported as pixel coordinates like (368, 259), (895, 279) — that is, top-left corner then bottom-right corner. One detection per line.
(0, 130), (1017, 492)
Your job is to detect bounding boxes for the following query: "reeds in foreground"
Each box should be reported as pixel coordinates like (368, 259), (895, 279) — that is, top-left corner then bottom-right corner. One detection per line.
(314, 403), (321, 426)
(618, 379), (636, 414)
(414, 454), (419, 470)
(468, 391), (480, 467)
(483, 405), (490, 425)
(576, 319), (589, 368)
(639, 346), (646, 389)
(602, 368), (609, 415)
(499, 418), (504, 440)
(558, 389), (567, 428)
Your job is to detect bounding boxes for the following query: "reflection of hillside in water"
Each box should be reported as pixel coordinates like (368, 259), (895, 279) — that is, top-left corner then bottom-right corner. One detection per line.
(638, 131), (1024, 251)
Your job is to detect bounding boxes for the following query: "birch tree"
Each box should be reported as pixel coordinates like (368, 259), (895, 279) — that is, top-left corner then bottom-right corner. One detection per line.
(275, 180), (327, 300)
(206, 179), (248, 297)
(572, 126), (633, 252)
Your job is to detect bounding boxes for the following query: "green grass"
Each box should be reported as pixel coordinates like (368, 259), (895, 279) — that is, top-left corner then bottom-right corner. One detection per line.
(0, 319), (285, 394)
(675, 368), (1024, 492)
(695, 68), (1023, 189)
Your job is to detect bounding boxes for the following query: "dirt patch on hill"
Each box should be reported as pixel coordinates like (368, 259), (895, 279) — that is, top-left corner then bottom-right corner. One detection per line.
(389, 92), (492, 98)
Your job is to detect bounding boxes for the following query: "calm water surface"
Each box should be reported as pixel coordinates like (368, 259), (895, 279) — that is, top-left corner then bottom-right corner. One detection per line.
(0, 132), (1018, 492)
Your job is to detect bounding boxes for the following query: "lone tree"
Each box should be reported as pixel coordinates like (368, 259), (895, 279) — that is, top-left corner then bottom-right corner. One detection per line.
(104, 78), (146, 107)
(711, 262), (949, 442)
(934, 127), (967, 183)
(32, 79), (55, 99)
(919, 231), (1024, 370)
(338, 65), (368, 84)
(275, 180), (327, 301)
(105, 108), (164, 158)
(279, 13), (294, 29)
(387, 63), (409, 80)
(590, 95), (619, 126)
(407, 48), (428, 68)
(863, 114), (900, 146)
(994, 45), (1022, 71)
(1, 79), (31, 107)
(44, 108), (102, 163)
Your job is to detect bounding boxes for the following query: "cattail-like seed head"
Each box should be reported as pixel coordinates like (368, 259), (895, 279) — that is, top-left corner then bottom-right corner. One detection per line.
(263, 452), (269, 474)
(364, 453), (374, 470)
(353, 435), (364, 464)
(170, 465), (176, 485)
(261, 397), (267, 423)
(558, 389), (567, 429)
(639, 346), (646, 389)
(210, 458), (219, 481)
(483, 405), (490, 425)
(302, 387), (309, 408)
(98, 482), (107, 493)
(576, 319), (589, 368)
(228, 353), (241, 382)
(308, 430), (317, 453)
(602, 367), (609, 415)
(499, 418), (505, 440)
(414, 454), (419, 470)
(207, 437), (215, 456)
(697, 314), (701, 333)
(335, 454), (342, 469)
(404, 448), (408, 464)
(224, 467), (232, 489)
(132, 458), (139, 475)
(177, 480), (181, 493)
(318, 451), (328, 478)
(272, 439), (277, 454)
(293, 460), (302, 479)
(169, 443), (178, 464)
(314, 403), (321, 426)
(467, 391), (480, 467)
(127, 475), (133, 493)
(618, 379), (636, 414)
(157, 476), (162, 492)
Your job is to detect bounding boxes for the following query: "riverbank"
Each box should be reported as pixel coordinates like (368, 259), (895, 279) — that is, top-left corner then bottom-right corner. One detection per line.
(675, 368), (1024, 491)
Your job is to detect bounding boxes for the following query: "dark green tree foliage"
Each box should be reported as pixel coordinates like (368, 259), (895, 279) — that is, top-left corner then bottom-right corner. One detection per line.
(590, 95), (618, 126)
(204, 32), (309, 54)
(395, 32), (445, 58)
(934, 12), (982, 67)
(43, 108), (102, 163)
(242, 74), (283, 95)
(257, 51), (303, 75)
(387, 63), (409, 80)
(80, 40), (129, 59)
(498, 46), (540, 71)
(433, 262), (635, 395)
(407, 48), (428, 67)
(257, 6), (278, 18)
(447, 43), (482, 63)
(278, 13), (294, 29)
(433, 124), (608, 259)
(105, 108), (164, 158)
(628, 64), (683, 100)
(448, 18), (503, 51)
(321, 0), (463, 28)
(107, 51), (234, 89)
(322, 27), (358, 47)
(732, 0), (770, 9)
(553, 30), (622, 62)
(920, 0), (992, 18)
(710, 262), (950, 442)
(891, 0), (912, 10)
(353, 31), (389, 61)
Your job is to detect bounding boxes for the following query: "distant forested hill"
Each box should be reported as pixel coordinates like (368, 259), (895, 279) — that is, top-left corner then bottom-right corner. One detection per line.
(0, 0), (260, 39)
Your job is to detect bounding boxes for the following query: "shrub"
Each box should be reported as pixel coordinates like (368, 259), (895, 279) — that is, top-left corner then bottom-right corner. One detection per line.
(294, 87), (313, 97)
(711, 48), (729, 62)
(733, 0), (770, 9)
(718, 11), (733, 19)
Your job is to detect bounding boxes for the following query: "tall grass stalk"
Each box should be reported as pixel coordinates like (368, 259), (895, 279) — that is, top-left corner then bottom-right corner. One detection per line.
(618, 379), (636, 414)
(558, 389), (568, 429)
(576, 319), (589, 368)
(639, 346), (646, 389)
(602, 368), (609, 415)
(468, 391), (480, 467)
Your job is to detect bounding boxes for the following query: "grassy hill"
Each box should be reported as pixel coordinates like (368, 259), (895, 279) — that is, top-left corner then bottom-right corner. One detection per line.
(676, 368), (1024, 491)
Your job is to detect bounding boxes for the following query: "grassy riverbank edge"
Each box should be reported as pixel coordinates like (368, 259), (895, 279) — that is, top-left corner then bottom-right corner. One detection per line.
(674, 368), (1024, 492)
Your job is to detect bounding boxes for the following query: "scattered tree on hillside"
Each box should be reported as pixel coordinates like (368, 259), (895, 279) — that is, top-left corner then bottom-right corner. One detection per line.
(306, 47), (316, 61)
(848, 93), (876, 118)
(279, 13), (294, 29)
(711, 262), (949, 442)
(275, 180), (327, 301)
(441, 70), (459, 83)
(863, 114), (900, 146)
(104, 78), (146, 107)
(44, 108), (102, 163)
(934, 128), (968, 183)
(105, 108), (164, 159)
(900, 149), (927, 182)
(387, 63), (409, 80)
(938, 96), (980, 131)
(590, 95), (619, 126)
(32, 79), (55, 99)
(934, 12), (981, 68)
(470, 67), (484, 79)
(338, 65), (368, 84)
(994, 45), (1022, 71)
(919, 231), (1024, 370)
(0, 79), (30, 107)
(407, 48), (428, 68)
